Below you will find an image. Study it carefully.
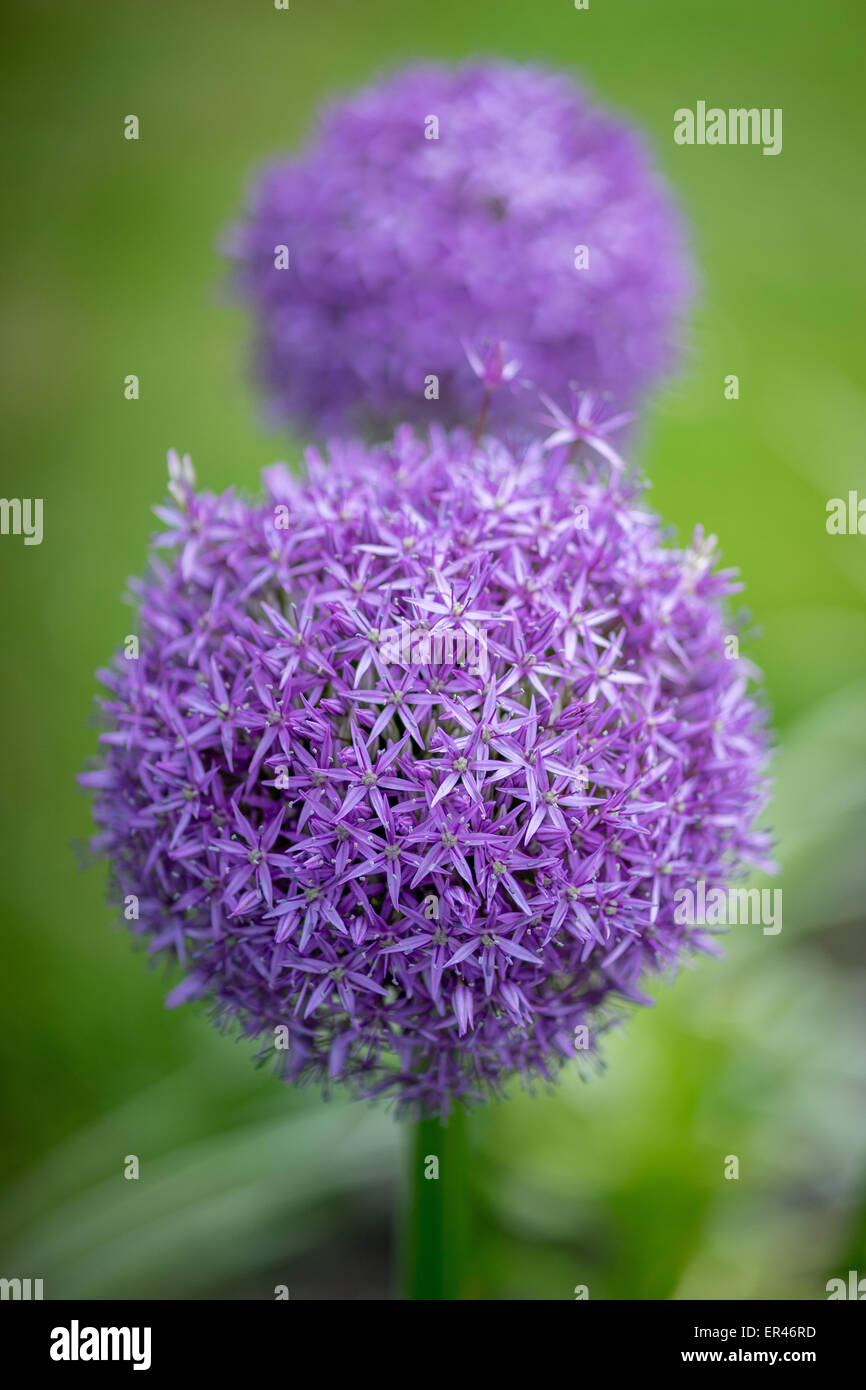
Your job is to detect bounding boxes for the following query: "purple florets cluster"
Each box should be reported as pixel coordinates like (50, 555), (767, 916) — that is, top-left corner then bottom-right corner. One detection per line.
(227, 62), (692, 438)
(83, 426), (771, 1115)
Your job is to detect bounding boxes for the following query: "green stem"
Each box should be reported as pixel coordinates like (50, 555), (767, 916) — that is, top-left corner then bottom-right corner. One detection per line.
(403, 1109), (470, 1300)
(472, 389), (491, 447)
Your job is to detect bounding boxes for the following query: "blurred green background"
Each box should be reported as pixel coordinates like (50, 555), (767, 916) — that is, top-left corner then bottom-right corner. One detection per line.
(1, 0), (865, 1300)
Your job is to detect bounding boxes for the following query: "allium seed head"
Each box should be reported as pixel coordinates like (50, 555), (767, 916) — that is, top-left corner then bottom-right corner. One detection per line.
(226, 61), (692, 438)
(82, 425), (772, 1116)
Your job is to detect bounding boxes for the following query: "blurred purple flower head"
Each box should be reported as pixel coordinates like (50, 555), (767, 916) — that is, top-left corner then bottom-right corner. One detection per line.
(226, 61), (692, 438)
(82, 425), (771, 1116)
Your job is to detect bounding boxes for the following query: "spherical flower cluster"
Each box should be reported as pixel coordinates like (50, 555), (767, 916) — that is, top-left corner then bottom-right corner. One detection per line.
(226, 61), (692, 438)
(82, 424), (771, 1116)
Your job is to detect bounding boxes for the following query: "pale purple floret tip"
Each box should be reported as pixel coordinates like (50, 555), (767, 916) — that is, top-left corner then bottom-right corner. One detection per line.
(81, 419), (772, 1116)
(226, 61), (692, 438)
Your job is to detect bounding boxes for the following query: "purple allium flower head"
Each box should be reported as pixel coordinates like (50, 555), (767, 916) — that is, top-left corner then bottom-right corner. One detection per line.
(82, 424), (772, 1117)
(226, 61), (692, 438)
